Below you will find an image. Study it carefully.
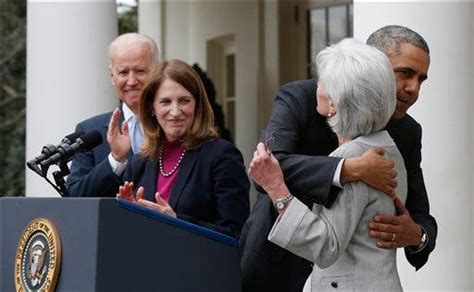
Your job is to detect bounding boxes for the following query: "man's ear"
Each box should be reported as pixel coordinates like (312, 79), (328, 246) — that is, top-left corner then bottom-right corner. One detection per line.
(109, 65), (115, 86)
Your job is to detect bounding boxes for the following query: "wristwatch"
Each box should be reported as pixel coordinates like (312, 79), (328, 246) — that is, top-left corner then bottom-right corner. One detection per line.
(419, 228), (427, 248)
(274, 194), (294, 210)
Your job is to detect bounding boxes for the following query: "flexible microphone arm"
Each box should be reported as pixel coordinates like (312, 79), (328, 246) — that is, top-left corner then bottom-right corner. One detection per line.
(26, 130), (102, 197)
(52, 160), (71, 197)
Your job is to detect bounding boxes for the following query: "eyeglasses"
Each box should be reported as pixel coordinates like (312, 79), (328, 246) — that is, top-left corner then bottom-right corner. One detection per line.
(263, 131), (276, 153)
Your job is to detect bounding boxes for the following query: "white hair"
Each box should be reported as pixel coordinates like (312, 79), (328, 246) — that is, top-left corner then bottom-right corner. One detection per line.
(316, 38), (396, 140)
(108, 33), (160, 65)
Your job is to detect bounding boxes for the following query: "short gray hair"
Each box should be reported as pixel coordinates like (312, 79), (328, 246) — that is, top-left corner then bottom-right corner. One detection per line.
(316, 38), (396, 140)
(366, 25), (429, 57)
(108, 33), (160, 65)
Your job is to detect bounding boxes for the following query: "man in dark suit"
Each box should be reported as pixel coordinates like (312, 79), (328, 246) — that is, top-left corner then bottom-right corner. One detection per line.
(240, 25), (437, 291)
(66, 33), (160, 197)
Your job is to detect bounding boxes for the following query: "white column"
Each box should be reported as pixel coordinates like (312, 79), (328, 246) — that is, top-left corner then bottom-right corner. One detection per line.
(138, 0), (164, 58)
(354, 2), (473, 290)
(471, 4), (474, 289)
(26, 1), (117, 197)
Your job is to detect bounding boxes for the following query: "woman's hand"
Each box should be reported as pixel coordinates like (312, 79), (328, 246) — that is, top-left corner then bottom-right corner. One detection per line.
(117, 182), (176, 218)
(107, 107), (131, 162)
(248, 142), (290, 202)
(117, 181), (144, 202)
(137, 192), (177, 218)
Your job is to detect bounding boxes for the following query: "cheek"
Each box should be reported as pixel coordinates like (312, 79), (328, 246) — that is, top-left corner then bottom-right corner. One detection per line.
(117, 79), (129, 90)
(153, 104), (166, 120)
(137, 75), (149, 84)
(409, 96), (418, 105)
(185, 103), (196, 118)
(186, 110), (195, 125)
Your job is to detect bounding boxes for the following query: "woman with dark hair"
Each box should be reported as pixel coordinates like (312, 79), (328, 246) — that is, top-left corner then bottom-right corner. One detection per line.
(111, 59), (250, 238)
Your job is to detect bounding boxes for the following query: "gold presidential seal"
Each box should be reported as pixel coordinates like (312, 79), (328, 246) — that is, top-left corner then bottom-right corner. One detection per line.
(15, 218), (62, 292)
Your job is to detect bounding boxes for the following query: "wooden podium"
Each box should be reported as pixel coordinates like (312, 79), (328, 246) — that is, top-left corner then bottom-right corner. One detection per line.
(0, 197), (241, 291)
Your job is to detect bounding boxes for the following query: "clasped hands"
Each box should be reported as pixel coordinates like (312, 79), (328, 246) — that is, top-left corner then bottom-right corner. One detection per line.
(117, 181), (177, 218)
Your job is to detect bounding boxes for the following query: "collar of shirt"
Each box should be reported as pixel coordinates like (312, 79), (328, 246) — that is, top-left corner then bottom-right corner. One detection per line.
(121, 103), (143, 144)
(121, 103), (135, 125)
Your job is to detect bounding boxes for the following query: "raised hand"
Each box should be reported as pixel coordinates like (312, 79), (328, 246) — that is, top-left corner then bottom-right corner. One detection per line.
(248, 142), (290, 202)
(107, 107), (131, 162)
(116, 181), (144, 202)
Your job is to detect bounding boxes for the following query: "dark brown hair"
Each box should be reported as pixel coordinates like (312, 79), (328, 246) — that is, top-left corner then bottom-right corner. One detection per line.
(139, 59), (217, 160)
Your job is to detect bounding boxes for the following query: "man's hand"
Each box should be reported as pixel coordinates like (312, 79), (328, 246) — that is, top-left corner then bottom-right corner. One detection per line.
(342, 147), (397, 197)
(107, 107), (131, 162)
(368, 196), (422, 248)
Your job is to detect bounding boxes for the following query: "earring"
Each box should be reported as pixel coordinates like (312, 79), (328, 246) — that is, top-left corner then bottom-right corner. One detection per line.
(328, 109), (335, 118)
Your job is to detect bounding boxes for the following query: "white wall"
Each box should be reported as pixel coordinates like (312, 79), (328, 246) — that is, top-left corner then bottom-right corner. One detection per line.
(26, 1), (117, 197)
(162, 1), (259, 170)
(355, 2), (473, 290)
(138, 0), (164, 58)
(472, 4), (474, 289)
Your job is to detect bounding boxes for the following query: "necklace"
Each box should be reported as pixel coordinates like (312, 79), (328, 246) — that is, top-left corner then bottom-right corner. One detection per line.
(159, 143), (186, 177)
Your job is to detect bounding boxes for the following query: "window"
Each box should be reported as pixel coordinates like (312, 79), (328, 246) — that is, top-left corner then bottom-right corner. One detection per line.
(308, 3), (353, 78)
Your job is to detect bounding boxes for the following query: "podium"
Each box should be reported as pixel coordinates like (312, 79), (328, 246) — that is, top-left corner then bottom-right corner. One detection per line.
(0, 197), (241, 291)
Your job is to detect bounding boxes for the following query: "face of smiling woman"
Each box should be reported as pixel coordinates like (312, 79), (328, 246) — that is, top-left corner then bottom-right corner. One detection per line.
(153, 78), (196, 142)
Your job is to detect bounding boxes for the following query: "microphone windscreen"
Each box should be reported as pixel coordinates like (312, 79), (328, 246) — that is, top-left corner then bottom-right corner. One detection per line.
(79, 130), (103, 150)
(63, 131), (84, 144)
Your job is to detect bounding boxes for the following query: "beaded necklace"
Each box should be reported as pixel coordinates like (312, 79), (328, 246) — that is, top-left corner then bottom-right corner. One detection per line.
(158, 143), (186, 177)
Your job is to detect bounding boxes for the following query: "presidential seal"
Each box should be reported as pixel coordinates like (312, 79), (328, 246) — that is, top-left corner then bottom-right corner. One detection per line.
(15, 218), (62, 292)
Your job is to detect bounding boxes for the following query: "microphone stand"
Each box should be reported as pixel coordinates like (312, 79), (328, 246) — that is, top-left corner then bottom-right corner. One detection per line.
(26, 159), (70, 197)
(52, 160), (71, 197)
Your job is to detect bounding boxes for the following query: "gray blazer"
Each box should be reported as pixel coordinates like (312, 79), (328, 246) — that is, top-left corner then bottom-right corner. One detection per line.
(268, 131), (408, 291)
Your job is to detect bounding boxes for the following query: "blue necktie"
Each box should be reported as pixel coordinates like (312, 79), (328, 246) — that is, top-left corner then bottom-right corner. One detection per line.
(131, 115), (144, 154)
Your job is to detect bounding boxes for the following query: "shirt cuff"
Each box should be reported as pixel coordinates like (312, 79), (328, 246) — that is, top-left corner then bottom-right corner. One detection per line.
(332, 158), (344, 188)
(407, 226), (428, 254)
(268, 198), (308, 248)
(108, 153), (128, 176)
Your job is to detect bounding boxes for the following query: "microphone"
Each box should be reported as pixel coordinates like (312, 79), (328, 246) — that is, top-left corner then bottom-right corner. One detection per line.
(27, 131), (84, 170)
(40, 130), (103, 169)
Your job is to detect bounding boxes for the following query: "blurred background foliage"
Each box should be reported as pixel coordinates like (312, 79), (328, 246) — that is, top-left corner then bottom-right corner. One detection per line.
(0, 1), (136, 197)
(118, 1), (137, 34)
(0, 0), (26, 197)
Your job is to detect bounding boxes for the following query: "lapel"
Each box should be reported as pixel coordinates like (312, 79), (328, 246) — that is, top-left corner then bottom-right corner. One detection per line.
(168, 146), (200, 209)
(103, 109), (126, 127)
(143, 159), (159, 202)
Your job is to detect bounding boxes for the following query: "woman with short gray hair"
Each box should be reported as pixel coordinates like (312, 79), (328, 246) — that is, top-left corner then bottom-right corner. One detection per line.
(248, 38), (407, 291)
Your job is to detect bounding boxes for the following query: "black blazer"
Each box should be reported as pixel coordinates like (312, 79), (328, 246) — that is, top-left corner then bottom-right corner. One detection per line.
(240, 79), (437, 291)
(124, 138), (250, 238)
(66, 111), (125, 197)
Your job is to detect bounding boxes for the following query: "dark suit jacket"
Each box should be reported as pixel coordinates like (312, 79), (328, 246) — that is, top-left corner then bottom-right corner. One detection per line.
(240, 79), (437, 291)
(124, 138), (250, 238)
(66, 111), (126, 197)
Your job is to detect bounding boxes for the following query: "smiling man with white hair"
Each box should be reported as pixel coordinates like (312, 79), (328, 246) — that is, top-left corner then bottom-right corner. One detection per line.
(67, 33), (160, 198)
